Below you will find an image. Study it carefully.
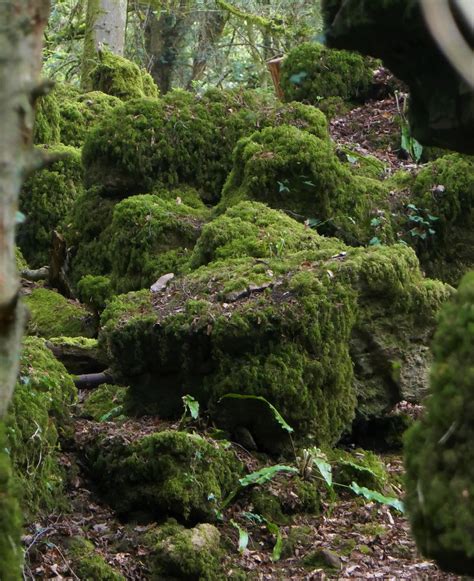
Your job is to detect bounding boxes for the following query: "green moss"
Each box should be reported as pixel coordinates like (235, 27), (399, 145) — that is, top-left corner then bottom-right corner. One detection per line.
(337, 146), (387, 180)
(404, 271), (474, 576)
(6, 337), (76, 518)
(250, 489), (289, 525)
(68, 537), (125, 580)
(15, 247), (28, 272)
(281, 42), (374, 106)
(90, 50), (159, 100)
(0, 423), (23, 580)
(85, 430), (241, 522)
(81, 384), (127, 421)
(401, 154), (474, 284)
(18, 145), (83, 267)
(147, 521), (224, 580)
(82, 88), (328, 202)
(34, 91), (61, 145)
(25, 287), (96, 339)
(303, 548), (341, 571)
(330, 448), (390, 492)
(219, 126), (394, 245)
(191, 201), (344, 268)
(77, 275), (113, 312)
(281, 526), (313, 559)
(46, 336), (108, 375)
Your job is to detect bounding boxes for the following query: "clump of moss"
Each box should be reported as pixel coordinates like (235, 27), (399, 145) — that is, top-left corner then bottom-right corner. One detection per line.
(404, 271), (474, 576)
(25, 287), (96, 339)
(18, 145), (83, 267)
(46, 336), (108, 375)
(146, 521), (223, 580)
(0, 423), (23, 580)
(90, 50), (158, 100)
(6, 337), (76, 518)
(281, 42), (374, 106)
(77, 275), (113, 312)
(67, 537), (125, 580)
(15, 247), (28, 272)
(85, 430), (241, 522)
(401, 154), (474, 284)
(337, 146), (387, 180)
(191, 201), (344, 268)
(34, 91), (61, 145)
(219, 125), (394, 245)
(82, 88), (328, 201)
(81, 384), (127, 421)
(330, 448), (390, 492)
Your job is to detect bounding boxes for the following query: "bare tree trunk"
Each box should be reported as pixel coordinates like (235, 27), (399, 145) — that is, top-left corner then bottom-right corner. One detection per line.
(0, 1), (50, 574)
(82, 0), (128, 89)
(145, 0), (192, 94)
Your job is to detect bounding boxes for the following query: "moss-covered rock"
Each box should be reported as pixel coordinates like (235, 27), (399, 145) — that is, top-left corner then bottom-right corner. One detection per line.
(81, 384), (127, 421)
(34, 91), (61, 145)
(83, 430), (241, 522)
(330, 448), (390, 492)
(100, 237), (449, 445)
(281, 42), (375, 106)
(404, 271), (474, 576)
(18, 145), (83, 267)
(400, 154), (474, 285)
(219, 125), (394, 246)
(0, 423), (23, 580)
(82, 88), (328, 201)
(6, 337), (76, 518)
(25, 287), (96, 339)
(90, 50), (158, 100)
(67, 189), (210, 294)
(45, 336), (108, 375)
(15, 247), (28, 272)
(146, 521), (224, 580)
(67, 537), (125, 580)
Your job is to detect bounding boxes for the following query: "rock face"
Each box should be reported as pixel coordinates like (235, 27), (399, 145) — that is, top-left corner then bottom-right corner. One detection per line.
(99, 204), (451, 446)
(322, 0), (474, 153)
(404, 271), (474, 576)
(81, 430), (242, 522)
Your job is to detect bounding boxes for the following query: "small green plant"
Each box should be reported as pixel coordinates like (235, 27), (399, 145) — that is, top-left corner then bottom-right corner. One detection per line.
(395, 91), (423, 162)
(178, 394), (200, 429)
(402, 203), (439, 242)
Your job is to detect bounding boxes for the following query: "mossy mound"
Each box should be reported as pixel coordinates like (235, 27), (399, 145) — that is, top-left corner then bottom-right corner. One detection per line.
(191, 201), (344, 268)
(67, 537), (125, 580)
(34, 90), (61, 145)
(90, 50), (158, 100)
(281, 42), (374, 106)
(18, 145), (83, 267)
(0, 423), (23, 580)
(84, 430), (242, 522)
(58, 88), (122, 148)
(25, 287), (96, 339)
(219, 125), (394, 246)
(82, 88), (328, 201)
(100, 239), (449, 445)
(6, 337), (76, 518)
(81, 384), (127, 421)
(330, 448), (390, 492)
(402, 154), (474, 285)
(67, 188), (210, 293)
(404, 271), (474, 576)
(146, 521), (223, 580)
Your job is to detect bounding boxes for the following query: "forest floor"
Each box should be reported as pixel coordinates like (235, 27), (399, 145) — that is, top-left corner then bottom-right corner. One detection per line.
(21, 92), (460, 580)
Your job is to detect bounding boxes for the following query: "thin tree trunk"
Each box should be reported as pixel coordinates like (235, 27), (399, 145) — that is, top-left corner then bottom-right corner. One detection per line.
(82, 0), (128, 89)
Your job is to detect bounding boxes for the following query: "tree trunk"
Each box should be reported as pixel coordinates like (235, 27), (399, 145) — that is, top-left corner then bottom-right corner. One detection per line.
(145, 0), (192, 94)
(0, 1), (50, 574)
(82, 0), (128, 89)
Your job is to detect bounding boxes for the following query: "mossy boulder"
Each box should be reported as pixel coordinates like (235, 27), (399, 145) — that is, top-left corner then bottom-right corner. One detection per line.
(34, 90), (61, 145)
(25, 287), (96, 339)
(146, 521), (223, 580)
(67, 537), (125, 580)
(15, 247), (28, 272)
(82, 88), (328, 201)
(219, 125), (394, 246)
(0, 423), (23, 580)
(281, 42), (375, 106)
(90, 50), (158, 100)
(83, 430), (242, 522)
(404, 271), (474, 576)
(100, 232), (449, 445)
(81, 384), (127, 421)
(6, 337), (76, 518)
(400, 154), (474, 285)
(67, 188), (210, 293)
(18, 145), (83, 267)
